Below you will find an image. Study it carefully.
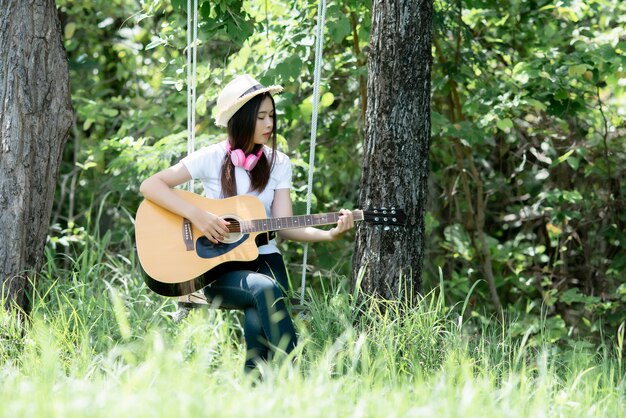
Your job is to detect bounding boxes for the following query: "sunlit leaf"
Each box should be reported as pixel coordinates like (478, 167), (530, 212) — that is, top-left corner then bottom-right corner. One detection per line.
(496, 118), (513, 131)
(568, 64), (588, 77)
(555, 149), (575, 165)
(320, 92), (334, 108)
(64, 22), (76, 39)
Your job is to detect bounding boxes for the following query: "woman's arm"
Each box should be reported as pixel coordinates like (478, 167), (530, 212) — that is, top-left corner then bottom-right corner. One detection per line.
(271, 188), (354, 242)
(139, 162), (230, 244)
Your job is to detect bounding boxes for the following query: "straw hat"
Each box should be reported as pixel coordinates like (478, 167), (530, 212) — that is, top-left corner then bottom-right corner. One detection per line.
(215, 74), (283, 127)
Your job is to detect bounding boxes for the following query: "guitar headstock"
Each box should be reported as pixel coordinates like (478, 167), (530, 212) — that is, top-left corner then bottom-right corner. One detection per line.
(362, 207), (406, 227)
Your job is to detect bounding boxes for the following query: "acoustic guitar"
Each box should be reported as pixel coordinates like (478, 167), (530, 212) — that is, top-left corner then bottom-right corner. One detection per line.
(135, 190), (405, 296)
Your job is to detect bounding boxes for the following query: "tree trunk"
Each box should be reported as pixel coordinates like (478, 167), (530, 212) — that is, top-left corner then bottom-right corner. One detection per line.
(0, 0), (73, 313)
(351, 0), (433, 302)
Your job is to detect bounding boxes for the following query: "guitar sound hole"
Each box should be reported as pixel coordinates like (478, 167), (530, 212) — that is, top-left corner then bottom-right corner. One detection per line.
(221, 215), (244, 244)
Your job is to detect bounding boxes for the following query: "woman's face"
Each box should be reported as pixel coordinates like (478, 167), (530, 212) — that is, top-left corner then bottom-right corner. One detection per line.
(253, 96), (275, 146)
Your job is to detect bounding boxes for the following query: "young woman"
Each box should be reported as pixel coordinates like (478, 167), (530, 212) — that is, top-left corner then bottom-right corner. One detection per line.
(140, 74), (354, 371)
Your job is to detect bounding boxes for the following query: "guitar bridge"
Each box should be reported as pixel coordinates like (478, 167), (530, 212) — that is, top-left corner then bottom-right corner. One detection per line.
(182, 218), (194, 251)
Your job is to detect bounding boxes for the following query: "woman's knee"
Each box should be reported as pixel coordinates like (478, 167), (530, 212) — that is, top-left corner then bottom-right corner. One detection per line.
(245, 273), (282, 300)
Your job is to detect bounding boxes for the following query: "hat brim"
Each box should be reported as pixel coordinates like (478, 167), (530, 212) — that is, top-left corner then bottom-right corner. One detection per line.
(215, 85), (283, 127)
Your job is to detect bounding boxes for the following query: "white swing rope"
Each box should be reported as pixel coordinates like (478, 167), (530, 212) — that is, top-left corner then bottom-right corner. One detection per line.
(186, 0), (199, 191)
(181, 0), (202, 304)
(300, 0), (328, 305)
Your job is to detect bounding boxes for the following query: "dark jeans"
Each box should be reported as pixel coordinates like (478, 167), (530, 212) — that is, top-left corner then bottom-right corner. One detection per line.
(202, 253), (297, 371)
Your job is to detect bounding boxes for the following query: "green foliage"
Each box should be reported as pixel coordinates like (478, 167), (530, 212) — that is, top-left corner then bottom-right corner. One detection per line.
(429, 0), (626, 341)
(171, 0), (256, 45)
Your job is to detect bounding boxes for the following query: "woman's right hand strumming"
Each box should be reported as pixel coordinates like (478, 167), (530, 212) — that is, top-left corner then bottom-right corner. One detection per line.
(188, 207), (230, 244)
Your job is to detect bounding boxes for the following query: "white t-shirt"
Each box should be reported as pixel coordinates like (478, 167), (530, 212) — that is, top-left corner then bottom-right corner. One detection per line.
(181, 140), (292, 254)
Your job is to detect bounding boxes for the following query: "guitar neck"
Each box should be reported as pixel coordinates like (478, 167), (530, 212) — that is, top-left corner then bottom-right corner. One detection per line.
(240, 210), (364, 233)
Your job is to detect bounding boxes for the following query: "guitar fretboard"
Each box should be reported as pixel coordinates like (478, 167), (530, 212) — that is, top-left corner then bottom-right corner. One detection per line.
(239, 210), (364, 233)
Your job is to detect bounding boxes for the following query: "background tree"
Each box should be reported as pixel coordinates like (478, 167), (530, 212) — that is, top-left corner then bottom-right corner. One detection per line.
(0, 0), (73, 313)
(351, 0), (434, 301)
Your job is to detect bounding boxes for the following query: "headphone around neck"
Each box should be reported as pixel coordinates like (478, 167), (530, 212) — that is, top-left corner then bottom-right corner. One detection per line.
(226, 143), (264, 171)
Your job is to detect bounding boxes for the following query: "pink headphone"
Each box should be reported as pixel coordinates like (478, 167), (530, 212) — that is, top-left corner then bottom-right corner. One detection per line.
(226, 143), (264, 171)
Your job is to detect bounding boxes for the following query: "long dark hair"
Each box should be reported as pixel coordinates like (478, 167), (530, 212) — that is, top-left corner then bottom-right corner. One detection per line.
(220, 92), (277, 197)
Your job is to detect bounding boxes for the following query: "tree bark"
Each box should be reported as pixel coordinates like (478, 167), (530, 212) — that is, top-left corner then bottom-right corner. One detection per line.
(351, 0), (433, 302)
(0, 0), (73, 313)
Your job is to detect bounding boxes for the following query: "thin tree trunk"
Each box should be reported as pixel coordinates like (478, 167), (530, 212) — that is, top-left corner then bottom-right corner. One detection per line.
(351, 0), (433, 302)
(0, 0), (73, 313)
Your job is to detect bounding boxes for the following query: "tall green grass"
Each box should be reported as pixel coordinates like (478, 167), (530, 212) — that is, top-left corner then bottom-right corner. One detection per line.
(1, 233), (625, 417)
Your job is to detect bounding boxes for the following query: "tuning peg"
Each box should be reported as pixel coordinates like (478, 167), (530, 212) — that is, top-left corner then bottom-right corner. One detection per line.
(384, 225), (390, 231)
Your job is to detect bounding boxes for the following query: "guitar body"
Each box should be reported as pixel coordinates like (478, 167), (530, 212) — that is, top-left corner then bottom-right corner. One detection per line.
(135, 190), (266, 296)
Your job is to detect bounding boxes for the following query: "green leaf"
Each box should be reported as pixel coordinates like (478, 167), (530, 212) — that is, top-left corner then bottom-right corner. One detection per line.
(557, 7), (579, 22)
(568, 64), (588, 77)
(555, 149), (574, 165)
(512, 62), (538, 84)
(275, 55), (303, 82)
(554, 89), (569, 101)
(329, 13), (352, 43)
(199, 0), (212, 18)
(442, 224), (473, 260)
(560, 288), (600, 305)
(146, 37), (166, 50)
(83, 118), (94, 131)
(103, 108), (119, 117)
(526, 99), (547, 111)
(320, 92), (334, 108)
(171, 0), (186, 11)
(566, 156), (580, 171)
(64, 22), (76, 39)
(496, 118), (513, 131)
(299, 97), (312, 119)
(560, 288), (587, 304)
(561, 190), (583, 203)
